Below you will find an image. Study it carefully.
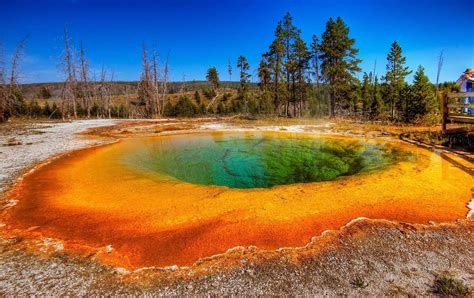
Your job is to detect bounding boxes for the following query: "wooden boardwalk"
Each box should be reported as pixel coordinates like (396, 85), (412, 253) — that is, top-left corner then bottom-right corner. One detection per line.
(442, 92), (474, 130)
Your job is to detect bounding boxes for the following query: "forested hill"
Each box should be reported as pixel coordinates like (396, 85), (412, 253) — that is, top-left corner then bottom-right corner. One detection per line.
(20, 81), (246, 101)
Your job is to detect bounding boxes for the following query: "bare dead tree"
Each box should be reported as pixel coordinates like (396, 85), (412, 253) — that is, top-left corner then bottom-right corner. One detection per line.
(96, 65), (114, 118)
(5, 36), (28, 120)
(106, 69), (115, 118)
(435, 50), (444, 98)
(136, 44), (170, 118)
(100, 65), (107, 118)
(143, 44), (152, 115)
(0, 42), (6, 122)
(79, 42), (91, 118)
(160, 52), (169, 116)
(181, 74), (187, 92)
(90, 70), (100, 118)
(151, 45), (160, 117)
(61, 26), (78, 120)
(137, 44), (154, 118)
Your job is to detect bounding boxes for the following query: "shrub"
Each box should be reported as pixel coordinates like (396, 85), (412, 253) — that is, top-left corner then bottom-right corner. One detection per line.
(194, 90), (201, 105)
(350, 276), (368, 289)
(27, 100), (42, 118)
(198, 103), (207, 115)
(216, 102), (226, 114)
(164, 96), (197, 117)
(176, 95), (197, 117)
(432, 275), (470, 296)
(222, 92), (231, 102)
(50, 102), (61, 119)
(163, 101), (176, 117)
(203, 88), (216, 99)
(42, 101), (52, 117)
(37, 86), (52, 99)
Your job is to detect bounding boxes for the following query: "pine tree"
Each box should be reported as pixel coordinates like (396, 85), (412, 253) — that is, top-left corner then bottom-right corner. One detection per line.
(320, 17), (362, 118)
(174, 95), (197, 117)
(293, 35), (310, 117)
(237, 55), (251, 114)
(37, 86), (52, 99)
(194, 90), (201, 105)
(281, 12), (300, 116)
(349, 78), (362, 114)
(310, 35), (321, 86)
(310, 34), (324, 117)
(398, 83), (411, 122)
(206, 67), (219, 90)
(370, 76), (384, 119)
(257, 56), (275, 114)
(361, 72), (372, 117)
(383, 41), (411, 120)
(406, 66), (436, 122)
(163, 100), (176, 117)
(265, 21), (285, 115)
(227, 59), (232, 81)
(217, 101), (226, 114)
(43, 101), (52, 117)
(257, 91), (274, 114)
(198, 103), (207, 114)
(261, 12), (312, 117)
(237, 55), (251, 93)
(28, 99), (42, 118)
(258, 57), (271, 92)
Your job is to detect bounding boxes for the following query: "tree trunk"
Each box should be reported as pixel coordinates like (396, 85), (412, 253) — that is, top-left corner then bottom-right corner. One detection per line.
(0, 94), (4, 123)
(329, 92), (335, 118)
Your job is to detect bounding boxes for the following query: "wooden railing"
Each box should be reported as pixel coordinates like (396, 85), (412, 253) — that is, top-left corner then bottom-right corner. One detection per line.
(441, 92), (474, 131)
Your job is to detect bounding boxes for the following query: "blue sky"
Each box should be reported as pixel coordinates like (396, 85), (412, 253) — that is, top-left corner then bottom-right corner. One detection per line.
(1, 0), (473, 83)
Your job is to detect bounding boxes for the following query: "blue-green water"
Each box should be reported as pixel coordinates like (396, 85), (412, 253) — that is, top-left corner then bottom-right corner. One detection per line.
(123, 133), (411, 189)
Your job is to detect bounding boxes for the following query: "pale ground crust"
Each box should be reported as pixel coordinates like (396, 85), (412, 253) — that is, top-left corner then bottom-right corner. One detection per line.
(0, 118), (473, 295)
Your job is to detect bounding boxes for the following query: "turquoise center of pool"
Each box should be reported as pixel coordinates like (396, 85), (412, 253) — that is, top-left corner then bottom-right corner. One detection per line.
(123, 134), (410, 189)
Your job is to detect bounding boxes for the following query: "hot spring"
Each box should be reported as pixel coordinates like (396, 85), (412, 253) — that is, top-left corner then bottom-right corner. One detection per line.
(3, 131), (472, 268)
(123, 134), (411, 189)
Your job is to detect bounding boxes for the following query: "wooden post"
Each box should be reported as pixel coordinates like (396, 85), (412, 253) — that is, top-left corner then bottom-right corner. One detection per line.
(441, 93), (447, 131)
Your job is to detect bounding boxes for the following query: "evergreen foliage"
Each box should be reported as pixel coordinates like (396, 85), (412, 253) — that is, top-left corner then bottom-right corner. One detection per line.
(370, 76), (384, 120)
(361, 72), (372, 116)
(319, 17), (361, 118)
(164, 95), (197, 117)
(237, 55), (251, 113)
(405, 66), (437, 123)
(383, 41), (412, 120)
(194, 90), (201, 104)
(206, 67), (219, 90)
(37, 86), (52, 99)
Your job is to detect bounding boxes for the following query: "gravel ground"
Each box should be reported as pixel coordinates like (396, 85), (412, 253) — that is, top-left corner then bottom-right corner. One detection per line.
(1, 218), (472, 295)
(0, 119), (473, 295)
(0, 119), (117, 195)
